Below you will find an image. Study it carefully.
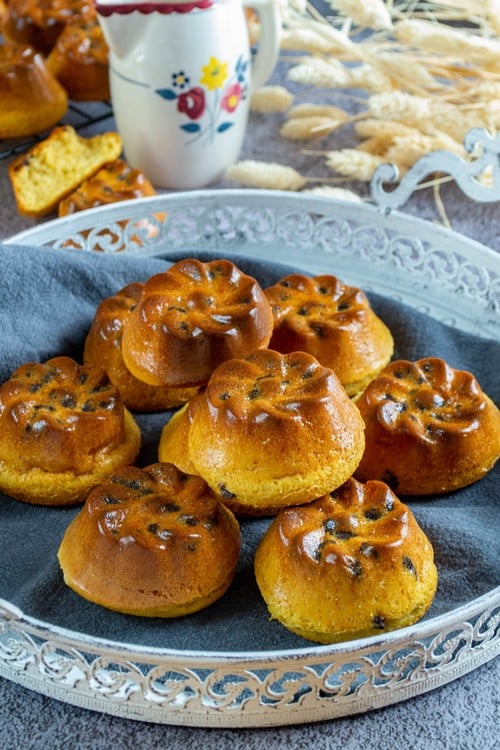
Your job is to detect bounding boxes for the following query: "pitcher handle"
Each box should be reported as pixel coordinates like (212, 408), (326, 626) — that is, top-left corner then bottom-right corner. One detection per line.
(244, 0), (281, 91)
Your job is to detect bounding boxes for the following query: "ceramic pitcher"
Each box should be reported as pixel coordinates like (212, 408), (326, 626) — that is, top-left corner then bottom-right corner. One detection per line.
(95, 0), (280, 189)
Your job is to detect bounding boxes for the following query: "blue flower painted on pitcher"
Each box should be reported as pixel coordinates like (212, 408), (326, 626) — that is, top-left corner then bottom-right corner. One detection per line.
(172, 70), (191, 89)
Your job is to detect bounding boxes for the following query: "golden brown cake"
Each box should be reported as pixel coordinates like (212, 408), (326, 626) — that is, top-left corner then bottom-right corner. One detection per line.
(187, 349), (366, 515)
(254, 477), (438, 643)
(265, 273), (394, 397)
(2, 0), (93, 56)
(58, 159), (156, 216)
(0, 356), (141, 505)
(0, 42), (68, 138)
(8, 125), (122, 217)
(46, 13), (109, 101)
(83, 282), (199, 412)
(157, 395), (202, 474)
(58, 462), (242, 617)
(355, 357), (500, 495)
(121, 258), (274, 388)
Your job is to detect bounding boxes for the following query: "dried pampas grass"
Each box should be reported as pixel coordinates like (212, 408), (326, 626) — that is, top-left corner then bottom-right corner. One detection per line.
(327, 0), (392, 31)
(226, 1), (500, 228)
(250, 86), (295, 113)
(226, 161), (307, 191)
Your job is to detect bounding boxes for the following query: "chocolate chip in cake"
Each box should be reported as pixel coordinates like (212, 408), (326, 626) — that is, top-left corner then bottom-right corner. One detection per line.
(218, 484), (236, 500)
(112, 476), (143, 491)
(204, 512), (219, 530)
(359, 542), (378, 558)
(310, 323), (325, 339)
(103, 494), (121, 505)
(364, 507), (382, 521)
(334, 529), (354, 540)
(247, 386), (262, 400)
(160, 502), (181, 513)
(179, 514), (198, 527)
(60, 394), (76, 408)
(402, 555), (418, 577)
(347, 558), (363, 577)
(301, 367), (315, 380)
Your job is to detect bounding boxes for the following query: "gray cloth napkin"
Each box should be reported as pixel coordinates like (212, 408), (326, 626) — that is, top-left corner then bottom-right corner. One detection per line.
(0, 242), (498, 652)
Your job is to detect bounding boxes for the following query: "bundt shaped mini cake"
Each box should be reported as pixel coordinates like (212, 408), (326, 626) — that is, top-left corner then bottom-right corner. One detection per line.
(355, 357), (500, 495)
(121, 258), (274, 388)
(187, 349), (366, 515)
(158, 395), (202, 474)
(2, 0), (94, 56)
(254, 477), (438, 643)
(59, 159), (156, 216)
(58, 462), (242, 616)
(46, 13), (109, 101)
(265, 273), (394, 397)
(0, 356), (141, 505)
(0, 43), (68, 138)
(83, 282), (199, 412)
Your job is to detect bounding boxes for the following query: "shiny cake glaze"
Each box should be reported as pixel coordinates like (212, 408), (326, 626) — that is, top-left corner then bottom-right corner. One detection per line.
(0, 43), (68, 138)
(59, 160), (155, 214)
(355, 357), (500, 494)
(188, 349), (366, 511)
(58, 462), (242, 616)
(3, 0), (94, 54)
(255, 477), (438, 643)
(84, 282), (198, 410)
(201, 347), (345, 426)
(0, 356), (124, 473)
(121, 258), (273, 387)
(265, 273), (393, 395)
(88, 463), (236, 552)
(46, 13), (110, 101)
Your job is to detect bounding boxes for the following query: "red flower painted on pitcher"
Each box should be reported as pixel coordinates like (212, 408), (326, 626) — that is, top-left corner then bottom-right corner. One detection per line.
(221, 83), (243, 113)
(177, 87), (206, 119)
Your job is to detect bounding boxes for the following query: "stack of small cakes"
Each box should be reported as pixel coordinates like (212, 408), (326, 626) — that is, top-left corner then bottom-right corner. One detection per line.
(160, 348), (366, 516)
(2, 0), (110, 106)
(59, 257), (276, 617)
(158, 267), (395, 516)
(3, 255), (498, 639)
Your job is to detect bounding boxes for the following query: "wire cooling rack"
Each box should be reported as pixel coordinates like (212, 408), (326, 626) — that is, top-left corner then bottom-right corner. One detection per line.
(0, 101), (114, 161)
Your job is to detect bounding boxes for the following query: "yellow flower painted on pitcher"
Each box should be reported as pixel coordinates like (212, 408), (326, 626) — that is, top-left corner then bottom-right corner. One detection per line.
(200, 56), (229, 90)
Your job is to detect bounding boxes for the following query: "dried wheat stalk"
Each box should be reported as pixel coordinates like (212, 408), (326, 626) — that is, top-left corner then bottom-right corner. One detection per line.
(225, 0), (500, 224)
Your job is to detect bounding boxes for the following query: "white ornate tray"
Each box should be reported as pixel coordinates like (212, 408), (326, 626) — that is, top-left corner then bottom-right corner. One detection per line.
(1, 190), (499, 727)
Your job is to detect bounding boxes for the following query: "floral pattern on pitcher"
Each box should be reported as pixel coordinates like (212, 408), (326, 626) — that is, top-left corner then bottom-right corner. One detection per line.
(155, 54), (249, 145)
